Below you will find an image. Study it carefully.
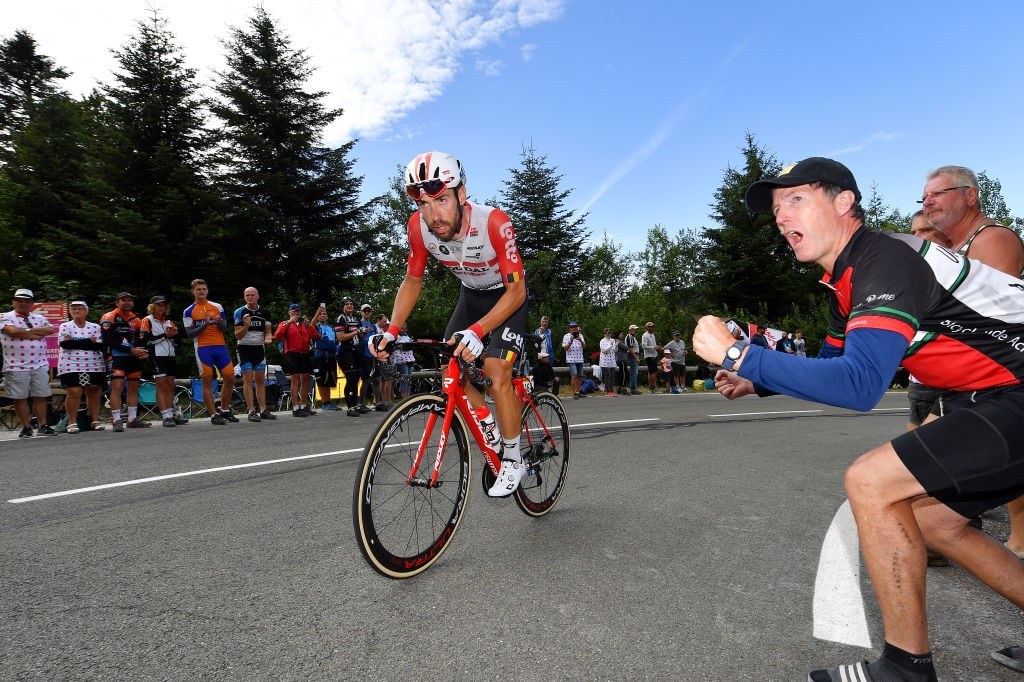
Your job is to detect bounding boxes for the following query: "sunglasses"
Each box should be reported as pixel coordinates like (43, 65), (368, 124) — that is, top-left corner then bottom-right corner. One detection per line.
(406, 179), (449, 201)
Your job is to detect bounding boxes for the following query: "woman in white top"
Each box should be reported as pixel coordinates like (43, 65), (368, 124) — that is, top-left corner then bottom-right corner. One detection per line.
(57, 301), (106, 432)
(598, 327), (619, 396)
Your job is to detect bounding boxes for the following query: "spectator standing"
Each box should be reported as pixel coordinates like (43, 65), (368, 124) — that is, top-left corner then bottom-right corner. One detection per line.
(535, 315), (554, 360)
(374, 313), (394, 411)
(183, 280), (238, 425)
(232, 287), (276, 422)
(615, 331), (629, 394)
(562, 321), (586, 399)
(598, 327), (618, 396)
(641, 322), (659, 392)
(792, 330), (807, 358)
(334, 297), (363, 417)
(776, 330), (796, 354)
(663, 330), (688, 393)
(393, 324), (415, 401)
(274, 303), (319, 417)
(357, 303), (377, 412)
(100, 292), (151, 431)
(624, 324), (641, 394)
(140, 296), (187, 427)
(1, 289), (56, 437)
(312, 305), (341, 410)
(57, 300), (106, 433)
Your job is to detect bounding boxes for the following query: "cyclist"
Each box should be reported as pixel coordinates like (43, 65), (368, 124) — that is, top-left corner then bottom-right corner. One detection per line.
(375, 151), (528, 497)
(182, 279), (237, 425)
(232, 286), (276, 422)
(100, 292), (151, 431)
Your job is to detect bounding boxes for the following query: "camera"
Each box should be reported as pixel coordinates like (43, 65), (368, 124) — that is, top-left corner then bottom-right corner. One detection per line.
(571, 330), (579, 338)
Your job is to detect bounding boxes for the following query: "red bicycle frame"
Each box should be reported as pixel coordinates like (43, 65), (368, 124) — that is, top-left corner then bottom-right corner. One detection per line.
(405, 356), (555, 488)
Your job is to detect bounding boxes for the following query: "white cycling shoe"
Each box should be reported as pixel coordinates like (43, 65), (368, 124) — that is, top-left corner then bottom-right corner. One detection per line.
(487, 458), (524, 498)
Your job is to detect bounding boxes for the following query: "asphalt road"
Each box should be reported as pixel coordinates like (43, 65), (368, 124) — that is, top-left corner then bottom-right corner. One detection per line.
(1, 390), (1021, 681)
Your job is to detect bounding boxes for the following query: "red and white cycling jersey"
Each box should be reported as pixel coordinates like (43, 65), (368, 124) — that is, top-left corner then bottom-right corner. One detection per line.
(406, 202), (526, 291)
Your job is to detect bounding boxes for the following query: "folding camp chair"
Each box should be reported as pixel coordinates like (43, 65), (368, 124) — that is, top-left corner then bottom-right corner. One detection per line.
(136, 381), (162, 420)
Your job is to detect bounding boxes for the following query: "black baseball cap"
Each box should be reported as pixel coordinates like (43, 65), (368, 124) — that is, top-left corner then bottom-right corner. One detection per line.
(745, 157), (861, 214)
(149, 295), (168, 304)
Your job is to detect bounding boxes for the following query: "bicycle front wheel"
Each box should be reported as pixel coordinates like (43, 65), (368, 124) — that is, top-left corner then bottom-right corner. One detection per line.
(514, 391), (571, 517)
(352, 394), (472, 578)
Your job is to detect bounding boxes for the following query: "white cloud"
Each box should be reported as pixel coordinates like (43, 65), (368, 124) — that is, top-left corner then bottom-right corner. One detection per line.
(475, 58), (506, 76)
(520, 43), (537, 61)
(3, 0), (567, 143)
(830, 132), (903, 157)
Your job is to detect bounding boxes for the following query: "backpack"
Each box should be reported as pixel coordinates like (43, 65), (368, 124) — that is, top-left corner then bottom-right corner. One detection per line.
(580, 378), (596, 394)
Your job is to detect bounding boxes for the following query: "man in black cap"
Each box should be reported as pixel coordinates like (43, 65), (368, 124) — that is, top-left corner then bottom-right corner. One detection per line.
(692, 157), (1024, 682)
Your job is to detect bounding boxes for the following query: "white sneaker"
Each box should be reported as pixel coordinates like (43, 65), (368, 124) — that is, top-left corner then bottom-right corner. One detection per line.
(487, 458), (524, 498)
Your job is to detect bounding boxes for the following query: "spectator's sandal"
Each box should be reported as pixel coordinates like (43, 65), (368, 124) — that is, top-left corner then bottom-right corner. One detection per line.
(90, 421), (106, 431)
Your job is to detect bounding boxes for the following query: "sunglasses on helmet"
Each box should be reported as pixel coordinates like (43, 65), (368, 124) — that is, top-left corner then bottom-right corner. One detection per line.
(406, 179), (450, 201)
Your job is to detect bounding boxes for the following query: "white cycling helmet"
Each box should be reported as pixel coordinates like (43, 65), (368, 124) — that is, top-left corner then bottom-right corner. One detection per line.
(404, 151), (466, 200)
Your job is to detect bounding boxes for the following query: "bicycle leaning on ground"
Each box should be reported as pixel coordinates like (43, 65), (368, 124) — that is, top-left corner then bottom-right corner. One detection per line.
(352, 335), (571, 578)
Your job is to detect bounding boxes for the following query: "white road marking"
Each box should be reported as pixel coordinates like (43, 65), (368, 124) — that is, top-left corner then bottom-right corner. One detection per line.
(709, 409), (822, 417)
(7, 417), (658, 504)
(813, 500), (872, 648)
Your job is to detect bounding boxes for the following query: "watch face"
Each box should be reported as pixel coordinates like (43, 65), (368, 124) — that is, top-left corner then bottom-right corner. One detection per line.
(727, 345), (742, 360)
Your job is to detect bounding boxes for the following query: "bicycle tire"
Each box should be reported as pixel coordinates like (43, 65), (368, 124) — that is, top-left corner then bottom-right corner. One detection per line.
(514, 391), (571, 516)
(352, 393), (472, 578)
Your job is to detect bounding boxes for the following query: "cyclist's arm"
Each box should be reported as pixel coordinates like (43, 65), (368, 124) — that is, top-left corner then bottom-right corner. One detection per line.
(386, 273), (424, 332)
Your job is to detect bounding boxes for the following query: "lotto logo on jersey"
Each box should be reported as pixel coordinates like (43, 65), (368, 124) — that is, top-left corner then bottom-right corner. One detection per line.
(501, 328), (524, 351)
(500, 222), (519, 263)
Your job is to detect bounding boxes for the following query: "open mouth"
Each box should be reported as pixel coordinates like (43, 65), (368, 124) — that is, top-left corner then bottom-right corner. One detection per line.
(785, 230), (803, 247)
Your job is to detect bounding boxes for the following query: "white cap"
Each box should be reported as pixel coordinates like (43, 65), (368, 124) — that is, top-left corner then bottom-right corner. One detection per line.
(14, 288), (34, 299)
(69, 300), (89, 309)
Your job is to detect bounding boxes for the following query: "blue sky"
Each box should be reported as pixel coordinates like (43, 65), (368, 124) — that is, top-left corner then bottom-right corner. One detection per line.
(6, 1), (1024, 252)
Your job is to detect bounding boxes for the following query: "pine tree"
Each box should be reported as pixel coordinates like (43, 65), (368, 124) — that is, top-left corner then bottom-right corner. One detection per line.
(0, 30), (69, 162)
(497, 144), (590, 322)
(209, 8), (373, 307)
(98, 10), (214, 300)
(700, 133), (822, 320)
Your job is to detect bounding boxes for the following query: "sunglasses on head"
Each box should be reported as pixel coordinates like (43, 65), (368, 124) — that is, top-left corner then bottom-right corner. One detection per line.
(405, 179), (449, 201)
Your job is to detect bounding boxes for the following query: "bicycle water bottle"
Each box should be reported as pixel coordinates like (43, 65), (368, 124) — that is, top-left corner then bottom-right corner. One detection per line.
(474, 406), (501, 449)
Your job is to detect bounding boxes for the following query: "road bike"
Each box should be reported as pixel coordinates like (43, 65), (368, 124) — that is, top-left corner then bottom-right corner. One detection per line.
(352, 341), (571, 579)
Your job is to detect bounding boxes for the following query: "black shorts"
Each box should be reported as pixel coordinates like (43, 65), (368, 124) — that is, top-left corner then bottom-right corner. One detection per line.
(891, 385), (1024, 519)
(645, 357), (658, 373)
(908, 381), (943, 426)
(314, 356), (338, 387)
(236, 345), (267, 372)
(444, 285), (528, 365)
(149, 356), (177, 378)
(671, 362), (686, 378)
(283, 352), (313, 375)
(59, 372), (107, 389)
(111, 355), (145, 379)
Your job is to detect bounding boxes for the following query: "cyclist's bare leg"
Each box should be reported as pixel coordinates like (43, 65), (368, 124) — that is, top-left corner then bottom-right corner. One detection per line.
(483, 357), (518, 448)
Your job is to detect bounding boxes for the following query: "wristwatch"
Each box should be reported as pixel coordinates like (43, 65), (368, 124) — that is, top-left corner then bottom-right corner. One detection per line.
(721, 341), (746, 371)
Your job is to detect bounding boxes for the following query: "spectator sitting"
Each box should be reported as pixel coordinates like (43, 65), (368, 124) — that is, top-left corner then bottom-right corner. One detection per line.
(531, 350), (559, 395)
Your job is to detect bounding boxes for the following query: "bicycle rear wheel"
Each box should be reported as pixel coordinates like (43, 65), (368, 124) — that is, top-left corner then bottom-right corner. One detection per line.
(514, 391), (570, 516)
(352, 394), (472, 578)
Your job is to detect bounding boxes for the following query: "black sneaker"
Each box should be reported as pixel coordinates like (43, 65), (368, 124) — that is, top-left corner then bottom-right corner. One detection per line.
(126, 418), (151, 429)
(18, 426), (33, 438)
(347, 407), (361, 417)
(357, 405), (370, 414)
(292, 408), (308, 418)
(112, 420), (125, 432)
(221, 411), (240, 423)
(260, 409), (277, 420)
(247, 409), (261, 423)
(173, 413), (189, 425)
(210, 413), (227, 425)
(300, 406), (317, 416)
(38, 425), (57, 436)
(162, 417), (176, 427)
